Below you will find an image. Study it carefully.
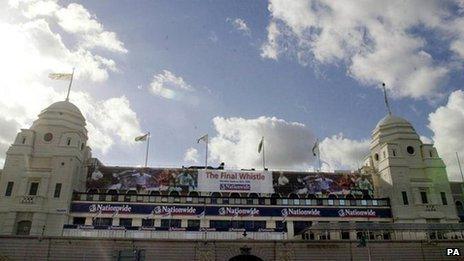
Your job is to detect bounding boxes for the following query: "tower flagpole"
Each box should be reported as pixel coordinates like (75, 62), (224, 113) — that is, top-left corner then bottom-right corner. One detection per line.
(382, 83), (392, 115)
(144, 132), (150, 167)
(65, 68), (75, 101)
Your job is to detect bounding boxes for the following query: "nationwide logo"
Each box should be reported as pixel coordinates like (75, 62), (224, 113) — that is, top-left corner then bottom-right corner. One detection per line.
(220, 184), (251, 191)
(218, 207), (260, 216)
(281, 208), (321, 217)
(89, 204), (132, 213)
(338, 209), (376, 217)
(152, 206), (197, 215)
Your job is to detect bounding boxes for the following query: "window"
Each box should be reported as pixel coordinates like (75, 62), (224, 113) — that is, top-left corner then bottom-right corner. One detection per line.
(54, 183), (62, 198)
(383, 151), (386, 159)
(5, 182), (13, 196)
(92, 218), (112, 226)
(341, 230), (350, 240)
(392, 149), (396, 157)
(16, 221), (32, 235)
(187, 220), (200, 229)
(374, 153), (379, 161)
(22, 137), (26, 144)
(407, 146), (415, 155)
(429, 150), (433, 157)
(66, 138), (71, 146)
(402, 191), (409, 205)
(80, 143), (85, 150)
(43, 132), (53, 142)
(142, 219), (154, 227)
(73, 217), (86, 225)
(420, 191), (428, 204)
(440, 192), (448, 205)
(29, 182), (39, 196)
(119, 218), (132, 227)
(161, 219), (181, 228)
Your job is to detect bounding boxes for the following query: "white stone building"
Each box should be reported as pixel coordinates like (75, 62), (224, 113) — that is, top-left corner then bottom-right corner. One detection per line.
(0, 99), (461, 240)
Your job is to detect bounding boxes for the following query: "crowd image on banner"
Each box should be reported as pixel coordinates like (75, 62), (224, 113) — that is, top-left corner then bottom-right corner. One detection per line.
(272, 171), (374, 198)
(87, 166), (198, 194)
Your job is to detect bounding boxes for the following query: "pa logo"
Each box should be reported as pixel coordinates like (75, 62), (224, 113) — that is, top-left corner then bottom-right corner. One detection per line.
(446, 248), (461, 256)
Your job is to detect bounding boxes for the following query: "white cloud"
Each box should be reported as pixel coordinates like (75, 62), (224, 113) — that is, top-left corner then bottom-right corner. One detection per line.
(262, 0), (463, 99)
(150, 70), (194, 100)
(428, 90), (464, 181)
(0, 1), (140, 157)
(184, 147), (199, 163)
(227, 18), (251, 35)
(420, 135), (433, 144)
(208, 116), (316, 170)
(12, 1), (128, 53)
(261, 21), (280, 60)
(319, 134), (370, 171)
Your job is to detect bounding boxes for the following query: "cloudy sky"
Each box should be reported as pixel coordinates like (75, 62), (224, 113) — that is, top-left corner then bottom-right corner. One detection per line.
(1, 0), (464, 180)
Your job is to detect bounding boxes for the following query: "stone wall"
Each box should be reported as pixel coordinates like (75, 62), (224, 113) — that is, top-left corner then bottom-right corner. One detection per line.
(1, 236), (464, 260)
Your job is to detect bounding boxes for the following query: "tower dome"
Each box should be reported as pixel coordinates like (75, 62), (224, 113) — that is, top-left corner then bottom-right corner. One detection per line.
(371, 114), (419, 149)
(31, 100), (87, 137)
(375, 114), (413, 129)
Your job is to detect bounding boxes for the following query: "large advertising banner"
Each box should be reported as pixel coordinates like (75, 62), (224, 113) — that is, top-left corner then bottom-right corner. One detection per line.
(197, 170), (274, 193)
(272, 171), (374, 197)
(70, 202), (392, 218)
(86, 166), (198, 194)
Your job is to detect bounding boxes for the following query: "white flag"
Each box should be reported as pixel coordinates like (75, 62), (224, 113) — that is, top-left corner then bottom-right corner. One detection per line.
(135, 133), (149, 142)
(49, 73), (73, 80)
(197, 134), (208, 144)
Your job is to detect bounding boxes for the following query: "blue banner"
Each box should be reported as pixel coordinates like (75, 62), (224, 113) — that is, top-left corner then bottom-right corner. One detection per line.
(71, 203), (391, 218)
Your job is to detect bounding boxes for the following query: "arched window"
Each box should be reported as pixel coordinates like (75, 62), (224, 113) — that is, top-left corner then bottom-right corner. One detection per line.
(150, 191), (161, 196)
(270, 193), (280, 198)
(289, 193), (299, 199)
(363, 194), (373, 200)
(248, 193), (259, 198)
(169, 191), (180, 196)
(328, 194), (337, 199)
(67, 138), (72, 146)
(230, 192), (241, 198)
(127, 190), (137, 195)
(211, 192), (222, 198)
(107, 189), (118, 195)
(306, 194), (316, 199)
(87, 188), (99, 194)
(345, 194), (355, 200)
(188, 191), (199, 197)
(16, 220), (32, 235)
(81, 143), (85, 150)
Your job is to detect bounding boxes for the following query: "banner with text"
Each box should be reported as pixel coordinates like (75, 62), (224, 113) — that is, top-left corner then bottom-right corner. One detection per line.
(197, 170), (274, 193)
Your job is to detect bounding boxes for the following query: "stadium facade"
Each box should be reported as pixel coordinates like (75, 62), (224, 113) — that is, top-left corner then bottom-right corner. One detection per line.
(0, 100), (464, 260)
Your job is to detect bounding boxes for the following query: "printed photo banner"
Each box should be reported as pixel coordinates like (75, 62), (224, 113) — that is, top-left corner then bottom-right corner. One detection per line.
(272, 171), (374, 197)
(197, 170), (274, 193)
(86, 166), (198, 194)
(71, 203), (391, 218)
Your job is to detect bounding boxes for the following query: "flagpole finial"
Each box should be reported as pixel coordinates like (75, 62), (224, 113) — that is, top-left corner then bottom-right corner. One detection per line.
(382, 82), (392, 115)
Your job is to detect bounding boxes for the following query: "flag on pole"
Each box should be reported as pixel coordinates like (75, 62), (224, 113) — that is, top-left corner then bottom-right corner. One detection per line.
(49, 72), (73, 80)
(258, 137), (264, 153)
(135, 133), (149, 142)
(312, 139), (319, 156)
(197, 134), (208, 143)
